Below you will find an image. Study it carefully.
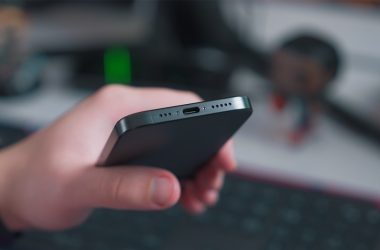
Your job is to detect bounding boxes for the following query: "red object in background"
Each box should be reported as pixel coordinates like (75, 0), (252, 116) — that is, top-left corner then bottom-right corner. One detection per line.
(271, 93), (287, 112)
(288, 126), (311, 145)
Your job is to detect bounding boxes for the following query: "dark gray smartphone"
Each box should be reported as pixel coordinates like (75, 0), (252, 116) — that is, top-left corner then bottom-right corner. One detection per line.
(98, 96), (252, 179)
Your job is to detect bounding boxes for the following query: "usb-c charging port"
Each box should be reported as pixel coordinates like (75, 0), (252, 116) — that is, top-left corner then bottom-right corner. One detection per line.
(183, 107), (200, 115)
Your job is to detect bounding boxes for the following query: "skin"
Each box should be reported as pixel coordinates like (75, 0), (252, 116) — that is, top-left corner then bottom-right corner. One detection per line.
(0, 85), (236, 231)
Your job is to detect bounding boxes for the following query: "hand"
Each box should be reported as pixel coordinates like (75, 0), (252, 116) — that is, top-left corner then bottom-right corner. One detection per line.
(0, 85), (236, 231)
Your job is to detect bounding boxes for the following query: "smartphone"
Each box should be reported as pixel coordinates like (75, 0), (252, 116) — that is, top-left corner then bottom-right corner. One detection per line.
(98, 96), (252, 179)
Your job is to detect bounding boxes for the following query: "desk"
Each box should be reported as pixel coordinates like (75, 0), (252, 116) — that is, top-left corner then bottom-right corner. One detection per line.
(1, 74), (379, 202)
(235, 101), (380, 202)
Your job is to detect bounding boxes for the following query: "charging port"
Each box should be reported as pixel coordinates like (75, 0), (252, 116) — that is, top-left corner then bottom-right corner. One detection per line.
(183, 107), (200, 115)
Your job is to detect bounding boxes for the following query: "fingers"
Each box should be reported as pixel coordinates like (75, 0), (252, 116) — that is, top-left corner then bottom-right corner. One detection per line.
(180, 166), (225, 214)
(180, 182), (206, 214)
(193, 185), (220, 206)
(210, 140), (237, 172)
(193, 140), (236, 195)
(89, 85), (202, 125)
(196, 167), (225, 191)
(72, 166), (181, 210)
(180, 140), (237, 213)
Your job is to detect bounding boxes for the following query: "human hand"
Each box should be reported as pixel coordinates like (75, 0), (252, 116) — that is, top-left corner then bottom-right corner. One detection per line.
(0, 85), (236, 231)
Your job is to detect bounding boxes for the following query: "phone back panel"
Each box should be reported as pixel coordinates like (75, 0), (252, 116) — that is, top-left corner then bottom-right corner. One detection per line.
(99, 97), (252, 179)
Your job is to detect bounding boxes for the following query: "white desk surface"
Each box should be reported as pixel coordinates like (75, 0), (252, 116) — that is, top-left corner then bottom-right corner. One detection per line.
(235, 100), (380, 202)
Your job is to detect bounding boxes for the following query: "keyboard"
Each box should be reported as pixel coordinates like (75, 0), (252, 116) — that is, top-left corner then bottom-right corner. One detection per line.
(1, 122), (379, 250)
(13, 174), (380, 250)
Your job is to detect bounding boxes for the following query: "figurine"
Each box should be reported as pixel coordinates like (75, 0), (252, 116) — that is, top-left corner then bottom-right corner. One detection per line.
(269, 34), (341, 144)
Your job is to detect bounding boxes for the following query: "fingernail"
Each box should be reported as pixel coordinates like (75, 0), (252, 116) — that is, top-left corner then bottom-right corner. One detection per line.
(207, 191), (219, 206)
(150, 177), (173, 206)
(213, 170), (225, 190)
(193, 203), (206, 214)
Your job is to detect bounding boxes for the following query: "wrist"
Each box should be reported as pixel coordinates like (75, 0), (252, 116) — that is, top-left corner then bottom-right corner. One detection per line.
(0, 148), (15, 231)
(0, 148), (25, 246)
(0, 146), (29, 231)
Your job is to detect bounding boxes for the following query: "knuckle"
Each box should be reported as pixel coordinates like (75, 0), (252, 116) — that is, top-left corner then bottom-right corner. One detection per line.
(149, 87), (181, 97)
(154, 88), (201, 102)
(107, 174), (125, 205)
(183, 91), (202, 102)
(99, 171), (153, 209)
(92, 84), (132, 104)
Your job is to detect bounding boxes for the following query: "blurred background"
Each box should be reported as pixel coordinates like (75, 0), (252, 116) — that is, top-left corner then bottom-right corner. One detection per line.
(1, 1), (380, 250)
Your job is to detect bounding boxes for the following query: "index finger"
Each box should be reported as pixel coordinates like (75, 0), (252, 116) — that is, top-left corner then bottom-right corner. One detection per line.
(48, 85), (203, 163)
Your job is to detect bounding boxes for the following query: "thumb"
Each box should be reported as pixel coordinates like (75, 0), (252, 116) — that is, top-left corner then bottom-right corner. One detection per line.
(72, 167), (181, 210)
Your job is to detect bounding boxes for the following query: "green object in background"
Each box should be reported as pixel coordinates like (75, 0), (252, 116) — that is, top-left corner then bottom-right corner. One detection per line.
(104, 47), (132, 84)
